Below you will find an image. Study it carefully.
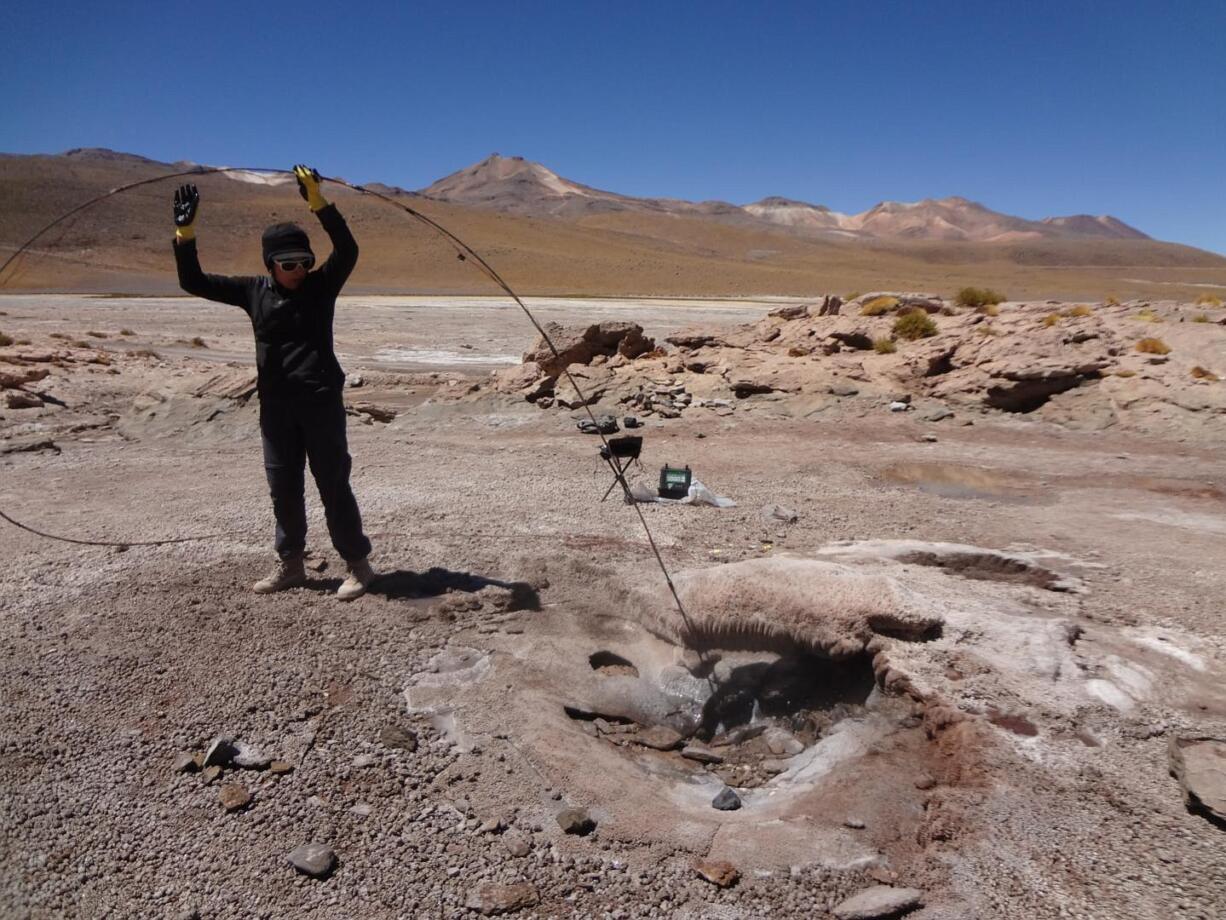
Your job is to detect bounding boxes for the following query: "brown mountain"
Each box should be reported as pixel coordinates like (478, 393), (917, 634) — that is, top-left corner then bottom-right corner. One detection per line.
(0, 148), (1221, 299)
(424, 155), (1151, 244)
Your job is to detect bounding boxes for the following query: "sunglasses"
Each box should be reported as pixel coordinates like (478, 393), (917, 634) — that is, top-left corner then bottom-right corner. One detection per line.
(275, 258), (313, 272)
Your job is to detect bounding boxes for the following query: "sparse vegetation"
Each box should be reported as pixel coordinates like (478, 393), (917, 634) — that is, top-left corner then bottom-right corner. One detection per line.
(844, 291), (862, 301)
(872, 337), (897, 354)
(119, 328), (135, 336)
(1191, 366), (1220, 381)
(975, 324), (1002, 336)
(1104, 294), (1120, 306)
(1136, 337), (1170, 355)
(191, 336), (207, 348)
(1194, 294), (1223, 307)
(1042, 313), (1061, 327)
(860, 296), (900, 316)
(1135, 308), (1162, 323)
(955, 286), (1006, 308)
(49, 332), (70, 340)
(1065, 304), (1093, 318)
(977, 303), (1000, 317)
(72, 340), (91, 349)
(0, 331), (13, 347)
(87, 330), (108, 338)
(893, 310), (937, 340)
(1192, 313), (1210, 323)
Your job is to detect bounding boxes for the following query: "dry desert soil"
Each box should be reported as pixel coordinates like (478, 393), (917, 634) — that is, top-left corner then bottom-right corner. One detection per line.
(1, 292), (1225, 920)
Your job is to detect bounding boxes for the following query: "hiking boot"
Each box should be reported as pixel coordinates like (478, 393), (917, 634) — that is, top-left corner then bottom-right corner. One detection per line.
(253, 557), (307, 594)
(337, 557), (375, 601)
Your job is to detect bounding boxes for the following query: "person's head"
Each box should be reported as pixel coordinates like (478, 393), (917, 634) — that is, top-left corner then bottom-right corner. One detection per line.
(261, 222), (315, 291)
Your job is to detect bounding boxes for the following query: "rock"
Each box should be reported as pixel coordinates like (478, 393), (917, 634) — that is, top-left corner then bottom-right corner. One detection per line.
(478, 816), (504, 834)
(555, 808), (596, 836)
(287, 843), (336, 879)
(502, 831), (531, 857)
(218, 784), (252, 813)
(349, 803), (372, 818)
(761, 504), (799, 524)
(761, 759), (790, 775)
(202, 736), (237, 768)
(844, 818), (867, 829)
(525, 321), (654, 377)
(730, 376), (775, 398)
(828, 382), (860, 397)
(379, 724), (419, 752)
(692, 858), (740, 888)
(269, 760), (294, 775)
(681, 744), (724, 765)
(832, 885), (924, 919)
(345, 373), (363, 388)
(465, 881), (540, 915)
(231, 741), (272, 770)
(200, 765), (222, 784)
(172, 752), (198, 774)
(5, 391), (44, 409)
(921, 433), (938, 443)
(636, 725), (684, 751)
(352, 753), (378, 768)
(889, 401), (910, 412)
(765, 729), (804, 756)
(914, 774), (937, 790)
(922, 407), (954, 422)
(712, 787), (742, 811)
(1169, 735), (1226, 824)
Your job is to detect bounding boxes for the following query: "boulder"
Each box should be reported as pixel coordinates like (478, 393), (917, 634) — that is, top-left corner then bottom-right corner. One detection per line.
(1169, 735), (1226, 824)
(524, 322), (654, 377)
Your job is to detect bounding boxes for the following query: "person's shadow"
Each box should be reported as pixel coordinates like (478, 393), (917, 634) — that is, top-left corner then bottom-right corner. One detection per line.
(306, 565), (540, 611)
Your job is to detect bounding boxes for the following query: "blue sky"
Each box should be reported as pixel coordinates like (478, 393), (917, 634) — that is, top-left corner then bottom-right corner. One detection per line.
(3, 1), (1224, 252)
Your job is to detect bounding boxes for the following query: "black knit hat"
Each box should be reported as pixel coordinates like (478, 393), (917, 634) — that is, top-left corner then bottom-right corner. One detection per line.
(261, 222), (314, 268)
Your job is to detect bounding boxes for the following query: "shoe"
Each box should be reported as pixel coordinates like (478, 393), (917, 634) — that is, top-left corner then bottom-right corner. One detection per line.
(253, 557), (307, 594)
(337, 557), (375, 601)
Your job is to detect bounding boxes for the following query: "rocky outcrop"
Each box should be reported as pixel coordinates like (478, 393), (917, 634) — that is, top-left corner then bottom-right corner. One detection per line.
(523, 321), (654, 377)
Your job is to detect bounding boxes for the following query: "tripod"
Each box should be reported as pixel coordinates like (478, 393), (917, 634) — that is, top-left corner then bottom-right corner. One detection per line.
(599, 436), (644, 503)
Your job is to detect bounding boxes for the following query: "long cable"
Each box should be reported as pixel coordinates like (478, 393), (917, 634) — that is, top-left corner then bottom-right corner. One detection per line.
(0, 166), (698, 633)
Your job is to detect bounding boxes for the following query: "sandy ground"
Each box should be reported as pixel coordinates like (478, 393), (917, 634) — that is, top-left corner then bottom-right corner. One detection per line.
(2, 295), (1225, 919)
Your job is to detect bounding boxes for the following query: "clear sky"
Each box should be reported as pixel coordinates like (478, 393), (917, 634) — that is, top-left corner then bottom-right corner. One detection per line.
(3, 0), (1224, 252)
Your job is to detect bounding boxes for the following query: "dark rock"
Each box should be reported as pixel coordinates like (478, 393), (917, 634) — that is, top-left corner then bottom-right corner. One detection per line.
(681, 744), (724, 765)
(712, 787), (742, 811)
(202, 736), (237, 768)
(379, 724), (419, 753)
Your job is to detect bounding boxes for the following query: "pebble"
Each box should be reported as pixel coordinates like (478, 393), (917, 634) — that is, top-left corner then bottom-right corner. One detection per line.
(502, 832), (531, 857)
(832, 885), (924, 919)
(218, 784), (251, 813)
(286, 843), (336, 879)
(465, 881), (539, 915)
(556, 808), (596, 836)
(914, 774), (937, 790)
(269, 760), (293, 775)
(172, 752), (198, 774)
(692, 858), (740, 888)
(352, 754), (378, 769)
(349, 803), (372, 818)
(200, 765), (222, 784)
(681, 743), (724, 765)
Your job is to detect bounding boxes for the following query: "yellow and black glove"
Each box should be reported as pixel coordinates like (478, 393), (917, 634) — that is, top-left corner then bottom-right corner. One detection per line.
(294, 164), (328, 212)
(173, 184), (199, 242)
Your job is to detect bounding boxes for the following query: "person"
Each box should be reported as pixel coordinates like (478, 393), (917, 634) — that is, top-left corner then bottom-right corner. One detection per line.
(172, 165), (375, 600)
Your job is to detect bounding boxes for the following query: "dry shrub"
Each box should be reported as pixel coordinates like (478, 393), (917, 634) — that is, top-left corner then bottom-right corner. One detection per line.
(844, 291), (862, 301)
(49, 332), (70, 340)
(119, 328), (135, 336)
(893, 310), (937, 340)
(0, 331), (13, 347)
(1136, 337), (1170, 355)
(860, 296), (900, 316)
(1104, 294), (1120, 306)
(955, 286), (1006, 308)
(1135, 308), (1162, 323)
(1191, 366), (1220, 381)
(72, 340), (91, 348)
(977, 303), (1000, 316)
(1194, 294), (1223, 307)
(976, 324), (1002, 336)
(1192, 313), (1210, 323)
(872, 337), (897, 354)
(87, 330), (107, 338)
(1042, 313), (1061, 327)
(191, 336), (207, 348)
(1065, 304), (1093, 318)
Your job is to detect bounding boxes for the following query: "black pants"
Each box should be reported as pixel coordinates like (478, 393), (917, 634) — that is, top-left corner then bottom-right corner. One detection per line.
(259, 388), (371, 563)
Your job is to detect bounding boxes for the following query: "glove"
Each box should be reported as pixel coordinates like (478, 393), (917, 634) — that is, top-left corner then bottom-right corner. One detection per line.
(293, 164), (328, 212)
(173, 184), (199, 242)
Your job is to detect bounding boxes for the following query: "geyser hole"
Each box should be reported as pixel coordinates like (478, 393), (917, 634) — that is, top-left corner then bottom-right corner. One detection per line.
(589, 650), (640, 678)
(900, 550), (1061, 590)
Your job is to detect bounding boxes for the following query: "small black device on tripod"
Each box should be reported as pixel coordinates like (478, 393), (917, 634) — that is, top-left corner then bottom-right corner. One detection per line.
(599, 435), (644, 503)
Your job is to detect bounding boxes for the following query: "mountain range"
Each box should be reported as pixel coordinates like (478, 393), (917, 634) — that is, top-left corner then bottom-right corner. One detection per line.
(420, 154), (1149, 243)
(0, 147), (1222, 299)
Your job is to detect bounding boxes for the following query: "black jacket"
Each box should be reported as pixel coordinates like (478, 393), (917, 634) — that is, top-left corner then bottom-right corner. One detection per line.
(174, 204), (358, 395)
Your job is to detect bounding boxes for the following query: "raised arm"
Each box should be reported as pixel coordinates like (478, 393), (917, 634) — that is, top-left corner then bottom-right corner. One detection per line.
(171, 184), (256, 309)
(294, 165), (359, 295)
